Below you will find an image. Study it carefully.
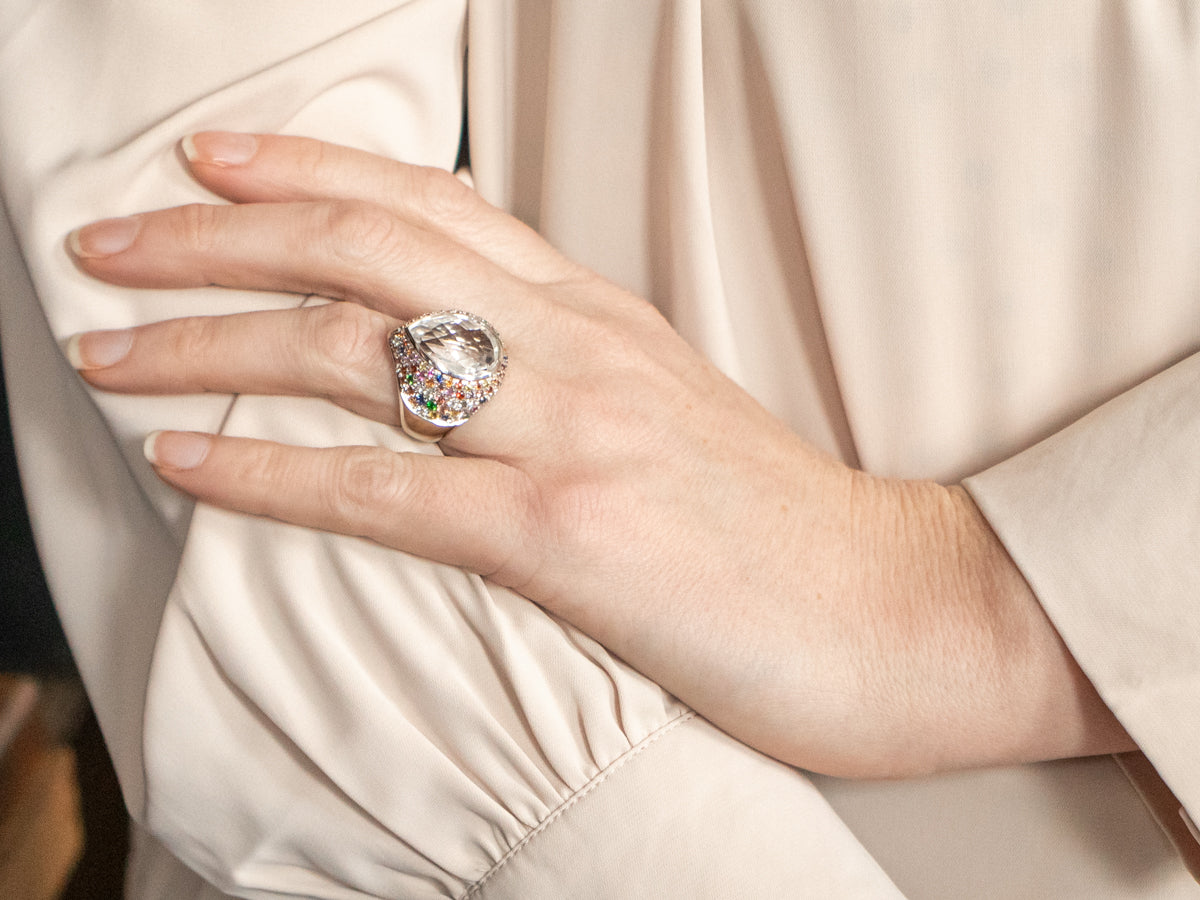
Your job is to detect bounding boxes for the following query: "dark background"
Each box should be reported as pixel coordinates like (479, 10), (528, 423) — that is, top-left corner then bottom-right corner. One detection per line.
(0, 344), (71, 676)
(1, 344), (128, 897)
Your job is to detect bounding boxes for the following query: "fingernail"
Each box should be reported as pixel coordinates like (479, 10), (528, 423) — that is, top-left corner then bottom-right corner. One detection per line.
(66, 329), (133, 369)
(182, 131), (259, 166)
(144, 431), (211, 469)
(68, 216), (140, 258)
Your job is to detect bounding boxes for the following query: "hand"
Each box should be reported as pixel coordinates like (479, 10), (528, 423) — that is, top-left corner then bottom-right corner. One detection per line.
(67, 132), (1132, 776)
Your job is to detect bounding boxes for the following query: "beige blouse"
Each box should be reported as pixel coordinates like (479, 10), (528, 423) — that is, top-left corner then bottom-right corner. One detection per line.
(0, 1), (1197, 897)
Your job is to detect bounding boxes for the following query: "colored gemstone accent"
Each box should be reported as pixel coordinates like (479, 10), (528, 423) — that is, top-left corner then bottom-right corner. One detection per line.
(388, 311), (507, 430)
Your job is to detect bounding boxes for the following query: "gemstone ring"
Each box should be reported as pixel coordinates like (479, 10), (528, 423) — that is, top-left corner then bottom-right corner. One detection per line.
(388, 310), (508, 442)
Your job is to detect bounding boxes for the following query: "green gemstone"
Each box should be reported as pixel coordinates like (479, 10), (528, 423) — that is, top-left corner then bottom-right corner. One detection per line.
(426, 400), (437, 411)
(405, 374), (414, 384)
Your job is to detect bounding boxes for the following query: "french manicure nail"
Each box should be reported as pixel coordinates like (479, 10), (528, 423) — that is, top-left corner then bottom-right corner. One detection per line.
(66, 329), (132, 369)
(68, 216), (140, 259)
(144, 431), (211, 470)
(182, 131), (259, 167)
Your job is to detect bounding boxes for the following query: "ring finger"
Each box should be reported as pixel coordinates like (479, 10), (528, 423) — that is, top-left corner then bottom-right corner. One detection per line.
(70, 302), (400, 424)
(68, 301), (549, 453)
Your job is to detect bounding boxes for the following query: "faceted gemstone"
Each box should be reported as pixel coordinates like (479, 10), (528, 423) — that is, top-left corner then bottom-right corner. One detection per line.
(407, 312), (501, 381)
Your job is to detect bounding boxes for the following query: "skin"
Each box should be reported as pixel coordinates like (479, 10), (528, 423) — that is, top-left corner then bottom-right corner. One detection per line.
(68, 132), (1133, 778)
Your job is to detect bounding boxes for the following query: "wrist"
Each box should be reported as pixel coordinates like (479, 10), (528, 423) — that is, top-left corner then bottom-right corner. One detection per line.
(912, 480), (1134, 767)
(831, 474), (1133, 776)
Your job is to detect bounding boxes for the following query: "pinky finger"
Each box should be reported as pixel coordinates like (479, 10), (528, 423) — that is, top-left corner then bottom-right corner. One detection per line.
(144, 431), (539, 584)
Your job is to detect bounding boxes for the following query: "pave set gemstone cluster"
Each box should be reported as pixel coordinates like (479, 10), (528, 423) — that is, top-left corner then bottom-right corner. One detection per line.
(389, 310), (508, 431)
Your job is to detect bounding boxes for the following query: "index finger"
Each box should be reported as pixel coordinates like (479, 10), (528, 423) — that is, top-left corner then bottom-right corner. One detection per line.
(181, 132), (577, 284)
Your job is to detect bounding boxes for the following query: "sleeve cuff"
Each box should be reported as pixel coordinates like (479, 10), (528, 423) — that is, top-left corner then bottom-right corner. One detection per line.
(963, 351), (1200, 872)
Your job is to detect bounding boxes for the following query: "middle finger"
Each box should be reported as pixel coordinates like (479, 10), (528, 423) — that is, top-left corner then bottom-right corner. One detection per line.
(69, 198), (546, 332)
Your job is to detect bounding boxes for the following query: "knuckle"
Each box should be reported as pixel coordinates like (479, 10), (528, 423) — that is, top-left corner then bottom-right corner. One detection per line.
(599, 298), (668, 355)
(292, 137), (333, 185)
(172, 203), (222, 255)
(561, 311), (647, 386)
(565, 274), (668, 335)
(319, 199), (406, 269)
(407, 165), (480, 226)
(168, 315), (224, 368)
(622, 292), (673, 334)
(307, 304), (389, 380)
(228, 441), (292, 509)
(325, 446), (408, 525)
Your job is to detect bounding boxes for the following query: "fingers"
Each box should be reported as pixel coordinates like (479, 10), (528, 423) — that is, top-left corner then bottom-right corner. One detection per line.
(69, 303), (403, 426)
(69, 197), (544, 331)
(181, 132), (576, 284)
(143, 432), (540, 584)
(68, 302), (550, 451)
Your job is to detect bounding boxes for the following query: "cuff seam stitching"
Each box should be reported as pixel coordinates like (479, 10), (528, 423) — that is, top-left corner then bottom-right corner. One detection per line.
(460, 708), (697, 898)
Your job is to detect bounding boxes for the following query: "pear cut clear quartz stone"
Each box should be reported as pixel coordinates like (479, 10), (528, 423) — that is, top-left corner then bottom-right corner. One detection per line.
(407, 312), (501, 381)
